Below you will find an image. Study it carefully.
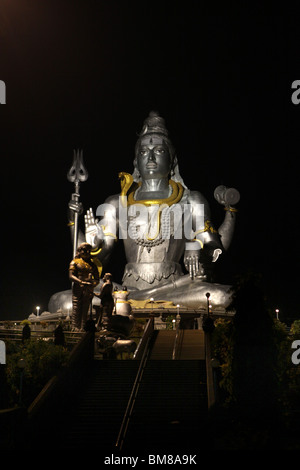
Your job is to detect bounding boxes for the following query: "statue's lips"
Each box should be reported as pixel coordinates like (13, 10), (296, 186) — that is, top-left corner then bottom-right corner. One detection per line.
(146, 163), (157, 169)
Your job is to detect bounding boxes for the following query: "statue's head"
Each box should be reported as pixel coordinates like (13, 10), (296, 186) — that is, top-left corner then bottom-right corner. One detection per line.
(103, 273), (113, 282)
(76, 242), (92, 260)
(132, 111), (186, 187)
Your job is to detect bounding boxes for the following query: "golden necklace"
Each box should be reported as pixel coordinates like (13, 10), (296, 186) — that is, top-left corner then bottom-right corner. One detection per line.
(118, 171), (184, 207)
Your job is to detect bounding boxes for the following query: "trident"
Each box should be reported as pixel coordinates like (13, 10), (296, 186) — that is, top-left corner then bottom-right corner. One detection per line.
(67, 149), (88, 258)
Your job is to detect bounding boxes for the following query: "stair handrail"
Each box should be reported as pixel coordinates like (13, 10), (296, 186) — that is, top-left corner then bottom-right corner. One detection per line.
(115, 316), (154, 450)
(172, 323), (183, 360)
(204, 330), (216, 408)
(133, 315), (154, 360)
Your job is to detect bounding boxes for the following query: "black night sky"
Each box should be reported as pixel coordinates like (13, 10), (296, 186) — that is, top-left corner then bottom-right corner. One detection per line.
(0, 2), (299, 322)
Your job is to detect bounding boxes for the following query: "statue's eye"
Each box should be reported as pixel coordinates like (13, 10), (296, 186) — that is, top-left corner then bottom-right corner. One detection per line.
(139, 149), (149, 156)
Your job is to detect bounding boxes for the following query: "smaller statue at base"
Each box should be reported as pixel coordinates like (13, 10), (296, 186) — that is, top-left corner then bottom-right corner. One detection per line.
(69, 242), (100, 331)
(94, 272), (114, 329)
(113, 286), (132, 317)
(96, 284), (136, 358)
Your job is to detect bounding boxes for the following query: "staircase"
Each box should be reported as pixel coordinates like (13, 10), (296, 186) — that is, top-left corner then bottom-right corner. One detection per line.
(36, 328), (210, 452)
(46, 360), (139, 450)
(121, 329), (209, 451)
(123, 359), (208, 451)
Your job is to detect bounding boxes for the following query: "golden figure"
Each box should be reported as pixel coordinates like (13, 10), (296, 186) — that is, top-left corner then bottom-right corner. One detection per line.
(69, 242), (100, 330)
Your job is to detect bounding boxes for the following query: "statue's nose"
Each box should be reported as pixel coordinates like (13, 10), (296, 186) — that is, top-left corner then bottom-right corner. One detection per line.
(148, 149), (156, 161)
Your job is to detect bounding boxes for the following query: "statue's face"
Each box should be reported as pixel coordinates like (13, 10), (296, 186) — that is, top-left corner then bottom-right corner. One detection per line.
(79, 245), (91, 260)
(136, 135), (171, 180)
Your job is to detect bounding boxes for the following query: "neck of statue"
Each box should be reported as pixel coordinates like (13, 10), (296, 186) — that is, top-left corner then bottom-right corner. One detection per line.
(140, 178), (169, 192)
(137, 178), (170, 200)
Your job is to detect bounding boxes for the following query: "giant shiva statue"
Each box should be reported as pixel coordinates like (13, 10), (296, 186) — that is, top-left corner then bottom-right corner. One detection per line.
(48, 111), (239, 313)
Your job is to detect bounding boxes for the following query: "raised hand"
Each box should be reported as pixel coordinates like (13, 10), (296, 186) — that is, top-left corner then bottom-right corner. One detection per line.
(84, 208), (103, 249)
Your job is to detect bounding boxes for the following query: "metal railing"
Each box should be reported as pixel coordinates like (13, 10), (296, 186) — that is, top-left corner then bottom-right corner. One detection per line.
(204, 331), (216, 409)
(0, 324), (84, 347)
(172, 324), (183, 360)
(133, 316), (154, 360)
(116, 316), (154, 450)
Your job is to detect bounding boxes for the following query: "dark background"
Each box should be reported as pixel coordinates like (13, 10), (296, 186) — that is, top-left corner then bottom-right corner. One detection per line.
(0, 1), (299, 322)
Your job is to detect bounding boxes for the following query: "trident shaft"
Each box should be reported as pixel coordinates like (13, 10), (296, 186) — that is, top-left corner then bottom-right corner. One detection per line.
(67, 149), (88, 258)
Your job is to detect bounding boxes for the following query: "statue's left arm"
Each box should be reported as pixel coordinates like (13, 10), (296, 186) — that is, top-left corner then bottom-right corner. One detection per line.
(213, 185), (240, 251)
(184, 187), (239, 279)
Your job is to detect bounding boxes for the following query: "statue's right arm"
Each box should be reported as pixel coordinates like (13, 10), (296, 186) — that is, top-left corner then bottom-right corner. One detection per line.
(68, 194), (86, 245)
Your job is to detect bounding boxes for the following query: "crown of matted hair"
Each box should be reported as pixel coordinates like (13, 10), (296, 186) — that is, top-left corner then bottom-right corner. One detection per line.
(138, 110), (169, 138)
